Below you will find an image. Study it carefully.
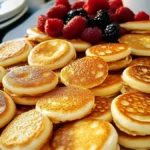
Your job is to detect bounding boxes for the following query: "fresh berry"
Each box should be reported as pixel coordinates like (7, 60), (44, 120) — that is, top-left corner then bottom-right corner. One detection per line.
(45, 18), (64, 37)
(116, 7), (135, 22)
(36, 15), (47, 32)
(104, 23), (120, 42)
(109, 13), (118, 23)
(119, 27), (128, 37)
(46, 4), (68, 19)
(83, 0), (109, 14)
(81, 27), (102, 44)
(135, 11), (149, 21)
(55, 0), (70, 10)
(94, 10), (110, 27)
(63, 16), (87, 39)
(109, 0), (123, 12)
(71, 1), (85, 9)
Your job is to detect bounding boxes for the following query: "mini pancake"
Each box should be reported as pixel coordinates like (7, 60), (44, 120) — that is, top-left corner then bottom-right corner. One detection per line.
(85, 97), (113, 122)
(0, 109), (53, 150)
(51, 119), (118, 150)
(0, 90), (16, 128)
(122, 65), (150, 93)
(0, 38), (32, 67)
(108, 55), (132, 71)
(131, 30), (150, 34)
(129, 56), (150, 67)
(60, 56), (108, 89)
(118, 128), (150, 150)
(67, 39), (91, 52)
(119, 34), (150, 56)
(0, 66), (6, 85)
(90, 73), (122, 97)
(28, 39), (76, 70)
(26, 27), (52, 42)
(2, 66), (58, 96)
(120, 21), (150, 31)
(36, 86), (95, 123)
(86, 43), (131, 62)
(111, 92), (150, 136)
(120, 84), (138, 94)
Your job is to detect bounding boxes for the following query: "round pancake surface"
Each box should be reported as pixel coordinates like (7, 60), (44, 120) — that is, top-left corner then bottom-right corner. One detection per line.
(86, 43), (130, 62)
(0, 109), (52, 150)
(0, 66), (6, 84)
(51, 119), (118, 150)
(111, 92), (150, 136)
(119, 34), (150, 56)
(0, 90), (16, 128)
(2, 66), (58, 96)
(36, 86), (95, 123)
(0, 38), (32, 67)
(85, 97), (112, 122)
(60, 56), (108, 88)
(28, 39), (76, 70)
(90, 73), (122, 97)
(122, 65), (150, 93)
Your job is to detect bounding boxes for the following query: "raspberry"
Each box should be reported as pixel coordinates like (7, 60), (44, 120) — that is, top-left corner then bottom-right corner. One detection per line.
(63, 16), (87, 39)
(46, 4), (68, 19)
(83, 0), (109, 14)
(36, 15), (47, 32)
(45, 18), (64, 37)
(55, 0), (70, 10)
(71, 1), (85, 9)
(81, 27), (102, 44)
(109, 13), (118, 23)
(119, 27), (128, 37)
(116, 7), (135, 23)
(109, 0), (123, 12)
(135, 11), (149, 21)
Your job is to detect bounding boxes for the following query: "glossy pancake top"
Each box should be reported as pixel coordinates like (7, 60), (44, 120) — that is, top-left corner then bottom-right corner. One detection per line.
(60, 56), (108, 88)
(86, 43), (130, 62)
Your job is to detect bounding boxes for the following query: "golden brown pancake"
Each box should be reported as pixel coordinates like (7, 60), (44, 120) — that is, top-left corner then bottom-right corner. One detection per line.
(85, 97), (113, 122)
(36, 86), (95, 123)
(90, 73), (122, 97)
(86, 43), (131, 62)
(131, 30), (150, 34)
(28, 39), (76, 70)
(122, 65), (150, 93)
(119, 34), (150, 56)
(0, 66), (6, 86)
(0, 109), (53, 150)
(51, 119), (118, 150)
(60, 56), (108, 88)
(0, 90), (16, 128)
(2, 66), (58, 96)
(111, 92), (150, 136)
(0, 38), (32, 67)
(120, 83), (138, 94)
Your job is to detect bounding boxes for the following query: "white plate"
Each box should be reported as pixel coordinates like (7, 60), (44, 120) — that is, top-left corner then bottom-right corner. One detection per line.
(0, 0), (27, 22)
(0, 4), (28, 30)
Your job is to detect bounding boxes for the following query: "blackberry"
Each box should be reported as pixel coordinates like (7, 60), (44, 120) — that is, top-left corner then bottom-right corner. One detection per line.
(64, 8), (88, 24)
(94, 10), (110, 27)
(104, 23), (120, 42)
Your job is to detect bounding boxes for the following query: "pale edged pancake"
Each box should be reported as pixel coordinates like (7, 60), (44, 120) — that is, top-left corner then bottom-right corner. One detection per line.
(118, 128), (150, 150)
(0, 66), (6, 85)
(120, 21), (150, 31)
(2, 66), (58, 96)
(0, 90), (16, 128)
(122, 65), (150, 93)
(111, 92), (150, 136)
(28, 39), (76, 70)
(26, 27), (52, 42)
(129, 56), (150, 67)
(60, 56), (108, 89)
(0, 38), (32, 67)
(90, 73), (122, 97)
(85, 97), (113, 122)
(86, 43), (131, 62)
(51, 119), (118, 150)
(0, 109), (53, 150)
(67, 38), (91, 52)
(120, 84), (138, 94)
(131, 30), (150, 34)
(36, 86), (95, 123)
(108, 55), (132, 71)
(119, 34), (150, 56)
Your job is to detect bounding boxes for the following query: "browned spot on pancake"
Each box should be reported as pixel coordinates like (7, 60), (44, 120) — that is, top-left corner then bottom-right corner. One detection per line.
(0, 91), (7, 115)
(37, 86), (94, 113)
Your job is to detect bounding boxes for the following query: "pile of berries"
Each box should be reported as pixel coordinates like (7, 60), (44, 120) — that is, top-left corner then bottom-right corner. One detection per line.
(36, 0), (150, 44)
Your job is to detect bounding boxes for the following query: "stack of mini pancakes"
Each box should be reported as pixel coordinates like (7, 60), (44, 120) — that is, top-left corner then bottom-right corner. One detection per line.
(0, 21), (150, 150)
